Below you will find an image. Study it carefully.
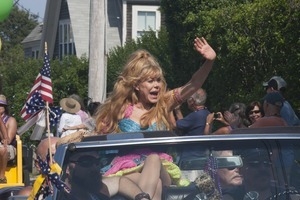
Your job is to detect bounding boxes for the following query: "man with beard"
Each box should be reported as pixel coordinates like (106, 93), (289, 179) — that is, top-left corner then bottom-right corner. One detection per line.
(213, 150), (243, 200)
(64, 151), (151, 200)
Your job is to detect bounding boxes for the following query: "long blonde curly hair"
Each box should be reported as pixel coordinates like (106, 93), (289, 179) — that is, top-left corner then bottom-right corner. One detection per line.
(95, 49), (173, 134)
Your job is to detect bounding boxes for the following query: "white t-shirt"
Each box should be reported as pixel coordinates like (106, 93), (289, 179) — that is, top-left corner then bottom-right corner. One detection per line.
(58, 113), (82, 137)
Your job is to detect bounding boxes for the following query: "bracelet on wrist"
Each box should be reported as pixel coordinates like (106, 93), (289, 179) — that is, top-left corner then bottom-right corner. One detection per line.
(135, 192), (151, 200)
(206, 122), (210, 126)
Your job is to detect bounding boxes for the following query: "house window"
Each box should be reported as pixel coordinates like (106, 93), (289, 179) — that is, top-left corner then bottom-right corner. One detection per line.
(132, 5), (161, 40)
(59, 19), (75, 59)
(31, 47), (39, 59)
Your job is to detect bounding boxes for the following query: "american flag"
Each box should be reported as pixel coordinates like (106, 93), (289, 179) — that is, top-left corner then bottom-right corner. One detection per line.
(20, 53), (53, 121)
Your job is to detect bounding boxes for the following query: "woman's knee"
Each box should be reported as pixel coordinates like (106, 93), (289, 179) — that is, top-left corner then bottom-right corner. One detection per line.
(146, 154), (161, 163)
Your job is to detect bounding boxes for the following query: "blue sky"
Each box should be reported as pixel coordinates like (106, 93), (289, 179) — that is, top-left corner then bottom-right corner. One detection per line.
(17, 0), (47, 22)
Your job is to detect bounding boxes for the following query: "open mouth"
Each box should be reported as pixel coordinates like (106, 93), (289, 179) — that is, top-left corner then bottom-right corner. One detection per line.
(150, 91), (159, 98)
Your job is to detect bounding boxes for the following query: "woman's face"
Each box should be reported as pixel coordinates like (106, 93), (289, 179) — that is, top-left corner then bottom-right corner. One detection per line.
(248, 105), (262, 123)
(136, 76), (163, 104)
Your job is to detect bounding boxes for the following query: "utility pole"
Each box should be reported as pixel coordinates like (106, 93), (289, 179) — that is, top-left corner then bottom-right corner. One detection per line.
(88, 0), (107, 103)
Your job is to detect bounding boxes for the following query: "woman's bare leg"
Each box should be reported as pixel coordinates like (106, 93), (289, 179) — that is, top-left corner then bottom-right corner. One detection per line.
(160, 163), (172, 186)
(126, 154), (171, 199)
(152, 178), (162, 200)
(125, 173), (162, 200)
(0, 148), (8, 180)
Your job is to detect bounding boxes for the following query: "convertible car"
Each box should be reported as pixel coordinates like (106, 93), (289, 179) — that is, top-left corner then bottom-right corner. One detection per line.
(2, 126), (300, 200)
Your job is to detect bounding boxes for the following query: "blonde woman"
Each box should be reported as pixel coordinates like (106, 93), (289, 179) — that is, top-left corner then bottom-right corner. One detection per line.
(96, 37), (216, 134)
(94, 37), (216, 200)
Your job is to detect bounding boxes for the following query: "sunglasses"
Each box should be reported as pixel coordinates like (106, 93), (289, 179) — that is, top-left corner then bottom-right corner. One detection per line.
(226, 167), (237, 171)
(247, 161), (272, 168)
(69, 155), (100, 168)
(249, 110), (261, 115)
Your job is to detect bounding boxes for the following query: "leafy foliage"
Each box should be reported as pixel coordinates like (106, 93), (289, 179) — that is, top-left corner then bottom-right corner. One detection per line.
(0, 44), (88, 144)
(161, 0), (300, 111)
(1, 0), (300, 145)
(0, 5), (38, 50)
(107, 28), (173, 92)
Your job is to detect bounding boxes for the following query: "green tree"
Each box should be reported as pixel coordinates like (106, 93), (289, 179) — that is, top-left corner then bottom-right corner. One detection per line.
(107, 28), (173, 92)
(161, 0), (300, 111)
(0, 5), (38, 51)
(0, 44), (89, 144)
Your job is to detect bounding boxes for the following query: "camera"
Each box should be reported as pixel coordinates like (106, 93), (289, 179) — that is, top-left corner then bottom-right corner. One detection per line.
(214, 113), (220, 118)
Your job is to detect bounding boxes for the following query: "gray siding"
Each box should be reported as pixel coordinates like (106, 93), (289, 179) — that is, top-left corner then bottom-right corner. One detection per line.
(53, 0), (70, 58)
(39, 0), (161, 59)
(24, 47), (32, 58)
(106, 0), (123, 52)
(68, 0), (90, 58)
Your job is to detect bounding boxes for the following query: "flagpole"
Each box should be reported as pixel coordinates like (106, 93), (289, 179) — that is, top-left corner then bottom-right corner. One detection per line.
(44, 42), (53, 164)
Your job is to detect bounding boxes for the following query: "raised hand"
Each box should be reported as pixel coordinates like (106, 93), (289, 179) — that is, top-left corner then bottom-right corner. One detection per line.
(194, 37), (216, 61)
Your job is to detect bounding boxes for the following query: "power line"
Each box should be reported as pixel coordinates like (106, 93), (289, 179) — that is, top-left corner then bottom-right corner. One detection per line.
(14, 0), (44, 22)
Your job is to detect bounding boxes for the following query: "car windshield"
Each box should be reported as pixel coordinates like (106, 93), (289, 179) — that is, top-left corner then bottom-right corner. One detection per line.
(54, 131), (300, 200)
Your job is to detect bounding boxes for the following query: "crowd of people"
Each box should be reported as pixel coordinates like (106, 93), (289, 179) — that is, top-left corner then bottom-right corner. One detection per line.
(175, 75), (299, 136)
(0, 36), (299, 200)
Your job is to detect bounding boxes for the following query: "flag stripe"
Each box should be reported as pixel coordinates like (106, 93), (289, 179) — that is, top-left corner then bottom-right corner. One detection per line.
(20, 53), (53, 121)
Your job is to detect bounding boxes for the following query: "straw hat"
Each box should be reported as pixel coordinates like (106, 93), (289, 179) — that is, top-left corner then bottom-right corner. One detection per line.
(0, 94), (8, 105)
(60, 98), (80, 114)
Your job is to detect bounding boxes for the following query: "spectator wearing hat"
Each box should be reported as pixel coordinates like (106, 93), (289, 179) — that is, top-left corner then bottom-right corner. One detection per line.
(60, 101), (102, 135)
(263, 76), (300, 126)
(69, 94), (89, 122)
(250, 92), (287, 128)
(57, 98), (82, 138)
(0, 94), (17, 183)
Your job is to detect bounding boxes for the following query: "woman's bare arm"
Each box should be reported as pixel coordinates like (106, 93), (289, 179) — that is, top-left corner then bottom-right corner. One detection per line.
(5, 117), (17, 144)
(169, 37), (216, 109)
(0, 118), (8, 146)
(180, 37), (216, 101)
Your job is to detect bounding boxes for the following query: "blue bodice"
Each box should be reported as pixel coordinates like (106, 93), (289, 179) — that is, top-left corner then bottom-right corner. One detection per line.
(118, 118), (157, 132)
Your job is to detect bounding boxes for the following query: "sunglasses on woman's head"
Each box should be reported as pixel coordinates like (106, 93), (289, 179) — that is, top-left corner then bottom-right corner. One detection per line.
(249, 110), (260, 115)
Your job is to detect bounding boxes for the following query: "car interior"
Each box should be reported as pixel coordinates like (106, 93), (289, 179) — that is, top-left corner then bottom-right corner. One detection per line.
(54, 133), (300, 200)
(2, 131), (300, 200)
